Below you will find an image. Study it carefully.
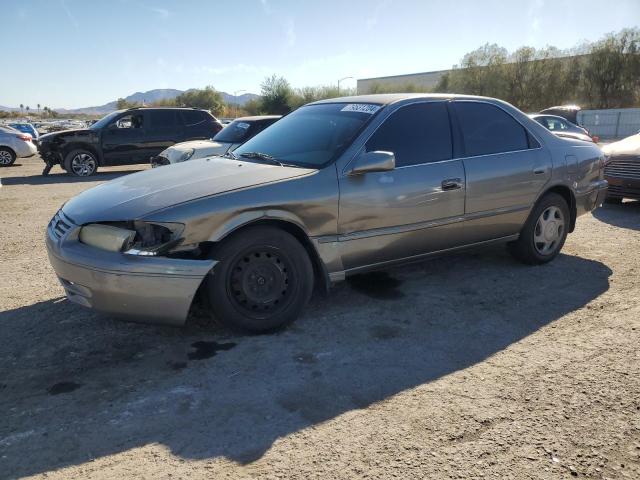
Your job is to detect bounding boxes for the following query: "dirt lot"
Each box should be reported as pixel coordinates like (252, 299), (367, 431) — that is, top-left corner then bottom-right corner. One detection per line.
(1, 156), (639, 479)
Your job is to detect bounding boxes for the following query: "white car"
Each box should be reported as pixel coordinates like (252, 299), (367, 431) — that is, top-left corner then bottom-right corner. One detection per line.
(0, 126), (37, 166)
(151, 115), (280, 166)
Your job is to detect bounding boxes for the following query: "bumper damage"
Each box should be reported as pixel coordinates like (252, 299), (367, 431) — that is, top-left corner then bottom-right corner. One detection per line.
(46, 211), (216, 326)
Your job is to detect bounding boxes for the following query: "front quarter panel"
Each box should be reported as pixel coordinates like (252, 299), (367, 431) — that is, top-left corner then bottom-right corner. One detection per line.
(143, 165), (340, 246)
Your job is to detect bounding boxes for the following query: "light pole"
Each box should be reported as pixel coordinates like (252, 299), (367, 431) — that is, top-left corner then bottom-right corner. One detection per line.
(337, 76), (353, 95)
(233, 89), (246, 119)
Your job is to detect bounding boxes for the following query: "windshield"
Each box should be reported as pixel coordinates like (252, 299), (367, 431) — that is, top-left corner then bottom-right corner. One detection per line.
(232, 103), (380, 167)
(89, 110), (125, 130)
(213, 119), (257, 143)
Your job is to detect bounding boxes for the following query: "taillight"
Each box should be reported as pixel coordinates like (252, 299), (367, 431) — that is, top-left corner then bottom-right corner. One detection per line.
(17, 134), (32, 142)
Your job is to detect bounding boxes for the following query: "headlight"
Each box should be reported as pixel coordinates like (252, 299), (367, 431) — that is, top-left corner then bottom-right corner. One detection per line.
(178, 148), (196, 162)
(79, 221), (184, 256)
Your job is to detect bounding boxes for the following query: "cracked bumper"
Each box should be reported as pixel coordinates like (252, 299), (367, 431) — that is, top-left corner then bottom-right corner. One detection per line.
(46, 211), (216, 326)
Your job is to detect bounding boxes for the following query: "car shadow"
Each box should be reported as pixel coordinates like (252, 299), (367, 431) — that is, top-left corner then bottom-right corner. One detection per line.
(592, 200), (640, 231)
(0, 169), (144, 186)
(0, 248), (611, 477)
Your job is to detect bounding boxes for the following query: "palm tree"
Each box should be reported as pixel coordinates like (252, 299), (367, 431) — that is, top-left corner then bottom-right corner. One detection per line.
(19, 103), (24, 115)
(26, 106), (30, 116)
(37, 103), (41, 114)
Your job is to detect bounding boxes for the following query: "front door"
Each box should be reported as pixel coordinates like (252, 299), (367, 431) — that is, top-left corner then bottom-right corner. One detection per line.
(142, 110), (184, 160)
(337, 101), (466, 271)
(102, 112), (147, 165)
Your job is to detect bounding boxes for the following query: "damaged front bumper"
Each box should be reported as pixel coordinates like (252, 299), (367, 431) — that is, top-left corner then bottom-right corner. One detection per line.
(46, 210), (216, 326)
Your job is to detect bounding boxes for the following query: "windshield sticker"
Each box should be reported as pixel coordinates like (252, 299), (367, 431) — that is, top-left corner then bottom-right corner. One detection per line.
(341, 104), (381, 114)
(236, 122), (250, 130)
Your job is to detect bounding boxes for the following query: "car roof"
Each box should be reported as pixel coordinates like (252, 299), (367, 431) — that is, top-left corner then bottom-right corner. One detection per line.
(530, 114), (567, 121)
(309, 93), (502, 106)
(234, 115), (282, 122)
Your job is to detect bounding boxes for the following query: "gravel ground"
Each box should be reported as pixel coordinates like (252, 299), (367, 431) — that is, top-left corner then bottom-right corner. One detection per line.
(1, 156), (639, 480)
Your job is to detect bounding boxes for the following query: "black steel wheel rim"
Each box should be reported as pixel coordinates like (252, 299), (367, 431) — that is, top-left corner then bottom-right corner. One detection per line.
(227, 247), (292, 319)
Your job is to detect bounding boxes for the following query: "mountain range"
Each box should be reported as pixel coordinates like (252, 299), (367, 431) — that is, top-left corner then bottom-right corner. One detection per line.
(1, 89), (259, 115)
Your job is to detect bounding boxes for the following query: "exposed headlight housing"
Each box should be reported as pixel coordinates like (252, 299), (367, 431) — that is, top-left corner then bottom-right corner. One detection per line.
(79, 221), (184, 256)
(178, 148), (196, 162)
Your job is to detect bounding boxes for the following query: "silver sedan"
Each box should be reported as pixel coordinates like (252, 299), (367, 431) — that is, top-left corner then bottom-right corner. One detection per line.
(0, 126), (37, 166)
(46, 94), (607, 333)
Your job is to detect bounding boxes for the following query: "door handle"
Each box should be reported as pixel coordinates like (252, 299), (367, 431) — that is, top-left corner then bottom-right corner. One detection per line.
(441, 178), (463, 191)
(533, 167), (546, 175)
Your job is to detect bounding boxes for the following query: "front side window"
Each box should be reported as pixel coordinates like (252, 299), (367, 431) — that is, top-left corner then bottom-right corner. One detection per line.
(366, 102), (452, 167)
(233, 103), (377, 167)
(454, 102), (528, 156)
(114, 113), (144, 129)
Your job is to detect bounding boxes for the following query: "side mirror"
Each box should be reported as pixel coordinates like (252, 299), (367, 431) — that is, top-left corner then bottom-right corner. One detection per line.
(348, 151), (395, 175)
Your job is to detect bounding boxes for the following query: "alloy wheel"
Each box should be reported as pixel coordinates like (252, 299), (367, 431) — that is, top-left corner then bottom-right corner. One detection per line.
(0, 150), (13, 165)
(71, 153), (96, 176)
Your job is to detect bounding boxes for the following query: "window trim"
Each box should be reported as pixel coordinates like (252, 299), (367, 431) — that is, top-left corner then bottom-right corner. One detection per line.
(451, 100), (543, 159)
(359, 99), (455, 170)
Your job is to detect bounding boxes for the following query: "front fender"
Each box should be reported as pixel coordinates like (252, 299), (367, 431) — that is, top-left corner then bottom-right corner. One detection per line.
(206, 208), (310, 242)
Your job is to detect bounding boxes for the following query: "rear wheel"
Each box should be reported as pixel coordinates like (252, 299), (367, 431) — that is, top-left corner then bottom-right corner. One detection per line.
(509, 192), (569, 265)
(205, 226), (314, 333)
(64, 149), (98, 177)
(0, 148), (16, 167)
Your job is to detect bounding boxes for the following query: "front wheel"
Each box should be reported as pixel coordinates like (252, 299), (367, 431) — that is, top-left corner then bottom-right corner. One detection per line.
(0, 148), (16, 167)
(64, 149), (98, 177)
(508, 192), (569, 265)
(204, 226), (314, 333)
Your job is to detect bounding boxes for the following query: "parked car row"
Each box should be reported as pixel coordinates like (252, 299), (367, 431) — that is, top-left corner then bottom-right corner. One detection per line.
(38, 107), (224, 176)
(46, 93), (608, 333)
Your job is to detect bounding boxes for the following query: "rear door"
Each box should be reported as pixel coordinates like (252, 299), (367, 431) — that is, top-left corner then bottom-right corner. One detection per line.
(337, 101), (466, 270)
(142, 110), (183, 159)
(452, 101), (550, 243)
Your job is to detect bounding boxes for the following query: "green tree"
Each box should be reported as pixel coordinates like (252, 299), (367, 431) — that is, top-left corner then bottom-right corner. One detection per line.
(259, 75), (294, 114)
(116, 97), (139, 109)
(174, 86), (225, 117)
(19, 103), (24, 115)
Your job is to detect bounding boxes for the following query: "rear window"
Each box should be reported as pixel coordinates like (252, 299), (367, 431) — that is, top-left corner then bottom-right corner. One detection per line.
(454, 102), (529, 156)
(180, 110), (208, 126)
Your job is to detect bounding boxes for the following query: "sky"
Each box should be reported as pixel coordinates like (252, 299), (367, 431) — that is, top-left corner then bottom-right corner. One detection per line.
(1, 0), (638, 109)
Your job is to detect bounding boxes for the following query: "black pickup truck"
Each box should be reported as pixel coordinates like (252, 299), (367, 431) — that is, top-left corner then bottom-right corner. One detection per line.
(38, 107), (223, 176)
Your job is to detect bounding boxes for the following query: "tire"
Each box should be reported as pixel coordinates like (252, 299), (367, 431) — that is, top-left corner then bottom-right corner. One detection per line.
(204, 226), (314, 333)
(64, 149), (98, 177)
(605, 196), (623, 204)
(508, 192), (570, 265)
(0, 147), (16, 167)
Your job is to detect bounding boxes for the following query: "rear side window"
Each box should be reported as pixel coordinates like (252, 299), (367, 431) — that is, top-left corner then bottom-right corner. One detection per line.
(148, 110), (177, 128)
(180, 110), (207, 126)
(366, 102), (452, 167)
(454, 102), (529, 156)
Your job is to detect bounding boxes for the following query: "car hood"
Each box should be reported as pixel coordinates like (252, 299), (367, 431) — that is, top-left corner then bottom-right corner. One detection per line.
(39, 129), (93, 141)
(161, 140), (232, 163)
(62, 156), (316, 224)
(602, 133), (640, 157)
